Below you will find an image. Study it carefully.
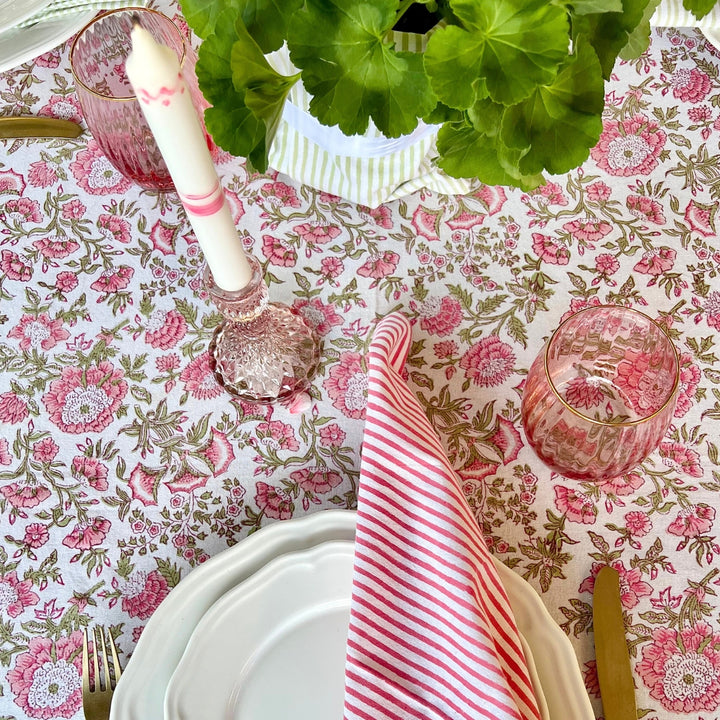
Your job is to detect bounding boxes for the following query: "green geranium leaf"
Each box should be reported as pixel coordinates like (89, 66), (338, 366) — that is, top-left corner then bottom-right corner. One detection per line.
(571, 0), (623, 14)
(619, 0), (662, 60)
(179, 0), (240, 38)
(501, 39), (604, 176)
(468, 97), (506, 136)
(287, 0), (436, 138)
(683, 0), (717, 20)
(196, 14), (279, 171)
(423, 101), (464, 125)
(425, 0), (569, 108)
(573, 0), (652, 79)
(436, 120), (544, 190)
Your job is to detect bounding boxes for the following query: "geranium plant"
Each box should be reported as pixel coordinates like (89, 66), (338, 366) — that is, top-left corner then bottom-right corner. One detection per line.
(179, 0), (714, 190)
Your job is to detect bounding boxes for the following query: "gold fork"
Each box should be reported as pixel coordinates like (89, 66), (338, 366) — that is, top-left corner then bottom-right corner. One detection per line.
(82, 627), (123, 720)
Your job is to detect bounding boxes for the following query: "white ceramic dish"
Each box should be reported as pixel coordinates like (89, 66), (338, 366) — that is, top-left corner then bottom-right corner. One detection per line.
(111, 510), (594, 720)
(0, 11), (94, 74)
(0, 0), (50, 34)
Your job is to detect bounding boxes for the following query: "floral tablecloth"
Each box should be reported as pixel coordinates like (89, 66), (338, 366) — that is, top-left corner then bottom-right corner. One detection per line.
(2, 3), (720, 719)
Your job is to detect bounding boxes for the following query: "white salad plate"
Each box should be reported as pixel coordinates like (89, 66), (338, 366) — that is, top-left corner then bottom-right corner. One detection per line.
(0, 10), (94, 74)
(0, 0), (50, 34)
(111, 510), (594, 720)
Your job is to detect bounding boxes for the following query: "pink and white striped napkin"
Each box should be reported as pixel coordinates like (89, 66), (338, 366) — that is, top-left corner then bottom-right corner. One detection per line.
(343, 313), (542, 720)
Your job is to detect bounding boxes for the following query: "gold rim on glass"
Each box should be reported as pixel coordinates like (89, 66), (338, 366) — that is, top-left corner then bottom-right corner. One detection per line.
(542, 304), (680, 428)
(70, 7), (187, 102)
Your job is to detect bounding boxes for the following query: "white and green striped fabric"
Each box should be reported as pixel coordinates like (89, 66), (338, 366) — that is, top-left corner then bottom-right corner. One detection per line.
(17, 0), (149, 29)
(266, 30), (472, 208)
(651, 0), (720, 27)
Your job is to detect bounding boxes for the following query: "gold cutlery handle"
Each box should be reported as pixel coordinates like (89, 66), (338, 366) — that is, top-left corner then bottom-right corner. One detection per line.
(0, 117), (84, 139)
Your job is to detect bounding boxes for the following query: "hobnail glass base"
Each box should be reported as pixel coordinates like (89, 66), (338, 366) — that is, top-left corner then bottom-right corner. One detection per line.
(204, 261), (320, 403)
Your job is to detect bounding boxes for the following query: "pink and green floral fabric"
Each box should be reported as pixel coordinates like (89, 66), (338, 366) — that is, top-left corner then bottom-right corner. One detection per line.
(2, 3), (720, 718)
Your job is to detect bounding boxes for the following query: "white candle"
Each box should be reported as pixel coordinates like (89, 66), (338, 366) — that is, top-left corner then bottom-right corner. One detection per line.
(125, 22), (252, 292)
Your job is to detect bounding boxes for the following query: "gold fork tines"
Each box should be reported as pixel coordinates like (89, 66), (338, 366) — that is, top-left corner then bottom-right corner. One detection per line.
(82, 627), (123, 720)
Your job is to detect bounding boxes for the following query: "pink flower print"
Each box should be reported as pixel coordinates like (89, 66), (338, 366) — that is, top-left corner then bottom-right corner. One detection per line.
(292, 298), (343, 336)
(62, 517), (111, 550)
(625, 510), (652, 537)
(627, 195), (666, 224)
(590, 115), (666, 176)
(531, 233), (570, 265)
(473, 184), (508, 213)
(145, 308), (187, 349)
(659, 442), (704, 478)
(128, 465), (161, 506)
(323, 351), (367, 419)
(60, 199), (86, 220)
(675, 353), (700, 418)
(261, 181), (301, 208)
(671, 67), (711, 102)
(361, 204), (393, 228)
(90, 265), (134, 294)
(585, 181), (611, 202)
(579, 561), (651, 608)
(23, 523), (50, 549)
(0, 392), (29, 424)
(357, 250), (400, 280)
(294, 222), (342, 252)
(0, 481), (51, 509)
(98, 213), (132, 244)
(55, 272), (78, 294)
(255, 481), (294, 520)
(257, 421), (300, 452)
(321, 256), (344, 279)
(459, 336), (515, 387)
(598, 471), (645, 496)
(8, 631), (83, 719)
(595, 253), (619, 278)
(412, 206), (442, 242)
(638, 622), (720, 713)
(486, 416), (523, 464)
(32, 438), (59, 464)
(614, 348), (672, 415)
(0, 167), (26, 194)
(200, 429), (235, 476)
(562, 218), (612, 242)
(684, 199), (716, 237)
(180, 353), (223, 400)
(121, 570), (169, 620)
(262, 233), (297, 267)
(703, 291), (720, 331)
(0, 250), (32, 282)
(8, 314), (69, 351)
(633, 247), (676, 276)
(667, 504), (715, 537)
(530, 181), (567, 206)
(554, 486), (597, 524)
(564, 375), (604, 410)
(434, 340), (458, 359)
(69, 140), (133, 195)
(319, 423), (346, 447)
(35, 48), (61, 68)
(42, 361), (128, 433)
(71, 456), (109, 492)
(290, 467), (342, 494)
(27, 161), (57, 188)
(417, 296), (463, 337)
(5, 197), (42, 223)
(561, 297), (602, 323)
(0, 571), (40, 617)
(33, 236), (80, 260)
(149, 219), (180, 255)
(0, 438), (11, 465)
(39, 94), (82, 123)
(582, 660), (601, 699)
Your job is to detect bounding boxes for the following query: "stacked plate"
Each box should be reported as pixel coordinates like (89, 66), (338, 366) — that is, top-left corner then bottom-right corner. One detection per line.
(0, 0), (95, 74)
(110, 510), (594, 720)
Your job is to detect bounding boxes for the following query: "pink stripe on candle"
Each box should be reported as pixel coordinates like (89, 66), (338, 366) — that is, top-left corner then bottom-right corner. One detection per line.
(137, 73), (185, 106)
(179, 182), (225, 217)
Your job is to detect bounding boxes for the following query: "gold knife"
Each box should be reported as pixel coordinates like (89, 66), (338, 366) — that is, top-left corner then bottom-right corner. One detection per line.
(0, 117), (84, 139)
(593, 565), (637, 720)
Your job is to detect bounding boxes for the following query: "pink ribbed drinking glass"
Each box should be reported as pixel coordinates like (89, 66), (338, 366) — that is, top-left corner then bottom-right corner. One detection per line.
(521, 305), (680, 481)
(70, 8), (207, 191)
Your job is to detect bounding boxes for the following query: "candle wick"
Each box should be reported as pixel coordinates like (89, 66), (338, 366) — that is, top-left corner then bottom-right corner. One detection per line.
(131, 13), (142, 29)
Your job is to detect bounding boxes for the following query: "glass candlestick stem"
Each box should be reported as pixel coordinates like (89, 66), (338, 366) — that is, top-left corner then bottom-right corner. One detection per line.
(204, 257), (320, 403)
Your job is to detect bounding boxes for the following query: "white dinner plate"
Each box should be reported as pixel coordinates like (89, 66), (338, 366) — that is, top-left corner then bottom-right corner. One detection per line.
(0, 10), (95, 74)
(163, 541), (552, 720)
(110, 510), (594, 720)
(0, 0), (50, 34)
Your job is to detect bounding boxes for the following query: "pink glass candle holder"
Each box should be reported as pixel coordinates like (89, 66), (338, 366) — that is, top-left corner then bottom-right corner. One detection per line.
(70, 8), (208, 191)
(204, 256), (320, 402)
(521, 305), (679, 481)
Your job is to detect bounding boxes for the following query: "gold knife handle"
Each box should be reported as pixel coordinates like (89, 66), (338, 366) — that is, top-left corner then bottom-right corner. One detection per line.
(0, 117), (84, 139)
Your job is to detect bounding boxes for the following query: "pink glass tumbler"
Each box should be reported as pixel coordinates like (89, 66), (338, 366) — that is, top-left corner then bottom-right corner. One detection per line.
(70, 8), (207, 191)
(521, 305), (679, 481)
